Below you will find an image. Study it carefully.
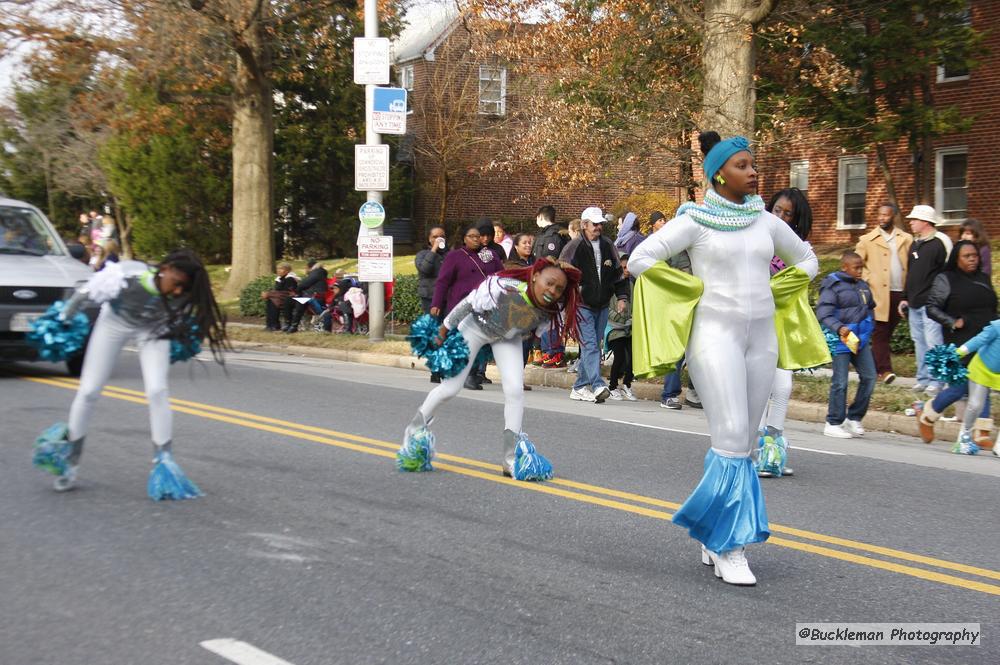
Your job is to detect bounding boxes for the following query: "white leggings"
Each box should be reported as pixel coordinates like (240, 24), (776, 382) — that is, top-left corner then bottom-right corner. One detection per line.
(68, 308), (172, 445)
(964, 381), (991, 431)
(759, 368), (792, 432)
(685, 313), (778, 457)
(418, 320), (526, 432)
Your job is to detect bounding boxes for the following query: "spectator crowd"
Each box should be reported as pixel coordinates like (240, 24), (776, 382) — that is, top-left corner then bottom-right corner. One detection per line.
(412, 195), (999, 458)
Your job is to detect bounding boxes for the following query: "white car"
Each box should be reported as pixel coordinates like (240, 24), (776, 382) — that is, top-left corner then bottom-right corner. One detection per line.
(0, 197), (98, 375)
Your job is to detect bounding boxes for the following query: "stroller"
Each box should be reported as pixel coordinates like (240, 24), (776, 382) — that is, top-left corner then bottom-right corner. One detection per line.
(317, 280), (393, 334)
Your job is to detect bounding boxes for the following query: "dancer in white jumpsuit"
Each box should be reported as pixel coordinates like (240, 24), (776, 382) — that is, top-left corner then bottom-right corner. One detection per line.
(628, 132), (818, 585)
(402, 259), (582, 478)
(34, 249), (228, 497)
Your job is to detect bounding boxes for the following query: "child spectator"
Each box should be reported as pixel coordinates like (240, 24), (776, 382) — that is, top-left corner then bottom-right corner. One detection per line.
(607, 255), (636, 401)
(817, 251), (877, 438)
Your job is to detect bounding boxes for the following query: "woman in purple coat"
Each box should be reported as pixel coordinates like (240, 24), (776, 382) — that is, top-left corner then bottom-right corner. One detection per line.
(431, 221), (505, 389)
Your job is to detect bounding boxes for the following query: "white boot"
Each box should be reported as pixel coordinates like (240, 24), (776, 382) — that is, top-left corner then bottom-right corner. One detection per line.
(703, 546), (757, 585)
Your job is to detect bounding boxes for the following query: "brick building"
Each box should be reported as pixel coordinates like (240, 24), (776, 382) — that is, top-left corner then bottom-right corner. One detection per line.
(394, 2), (998, 246)
(757, 0), (1000, 245)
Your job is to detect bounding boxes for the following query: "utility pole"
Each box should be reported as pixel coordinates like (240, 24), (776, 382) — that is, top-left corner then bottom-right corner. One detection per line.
(364, 0), (385, 341)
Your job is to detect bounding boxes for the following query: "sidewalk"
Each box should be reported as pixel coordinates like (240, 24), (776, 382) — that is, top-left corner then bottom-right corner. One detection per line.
(227, 332), (973, 445)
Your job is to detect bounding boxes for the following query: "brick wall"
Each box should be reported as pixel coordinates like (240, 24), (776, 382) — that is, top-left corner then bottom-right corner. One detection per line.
(757, 0), (1000, 247)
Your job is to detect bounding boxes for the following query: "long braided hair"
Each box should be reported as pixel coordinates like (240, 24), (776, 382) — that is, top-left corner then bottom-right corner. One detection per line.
(158, 249), (229, 364)
(497, 256), (582, 343)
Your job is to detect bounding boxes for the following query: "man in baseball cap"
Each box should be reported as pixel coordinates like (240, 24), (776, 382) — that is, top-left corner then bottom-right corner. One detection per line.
(900, 204), (950, 397)
(559, 206), (629, 403)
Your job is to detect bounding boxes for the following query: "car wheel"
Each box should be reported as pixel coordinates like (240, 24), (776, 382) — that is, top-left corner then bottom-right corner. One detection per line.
(66, 354), (85, 377)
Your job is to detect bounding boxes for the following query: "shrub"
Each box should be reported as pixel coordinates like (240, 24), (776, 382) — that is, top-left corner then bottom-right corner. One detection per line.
(239, 275), (276, 317)
(392, 274), (422, 323)
(891, 317), (915, 354)
(609, 192), (680, 233)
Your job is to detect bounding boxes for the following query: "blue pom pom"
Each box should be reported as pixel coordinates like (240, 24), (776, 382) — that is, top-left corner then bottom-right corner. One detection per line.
(396, 426), (435, 472)
(407, 314), (471, 379)
(25, 302), (91, 362)
(33, 422), (72, 476)
(756, 432), (787, 477)
(169, 322), (202, 364)
(147, 450), (203, 500)
(926, 344), (967, 384)
(952, 432), (980, 455)
(823, 328), (840, 357)
(512, 434), (553, 481)
(407, 314), (440, 357)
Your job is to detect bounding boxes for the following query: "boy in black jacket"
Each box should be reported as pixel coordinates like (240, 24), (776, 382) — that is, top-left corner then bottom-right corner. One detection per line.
(817, 251), (877, 439)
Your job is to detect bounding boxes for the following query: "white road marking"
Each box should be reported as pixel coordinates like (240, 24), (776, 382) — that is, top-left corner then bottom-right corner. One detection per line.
(602, 418), (709, 437)
(200, 639), (297, 665)
(604, 419), (847, 456)
(789, 445), (846, 456)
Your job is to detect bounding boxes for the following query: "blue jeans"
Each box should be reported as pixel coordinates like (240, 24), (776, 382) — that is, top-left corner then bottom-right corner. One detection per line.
(930, 381), (991, 417)
(909, 306), (944, 387)
(540, 326), (564, 356)
(661, 354), (686, 400)
(574, 306), (609, 391)
(827, 346), (877, 425)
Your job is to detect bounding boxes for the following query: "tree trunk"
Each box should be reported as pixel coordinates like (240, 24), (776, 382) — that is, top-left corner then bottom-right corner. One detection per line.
(111, 196), (134, 259)
(875, 143), (899, 214)
(437, 170), (449, 231)
(221, 22), (274, 300)
(701, 0), (757, 138)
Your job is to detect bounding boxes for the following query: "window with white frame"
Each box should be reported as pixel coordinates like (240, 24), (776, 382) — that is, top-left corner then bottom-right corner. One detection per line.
(789, 160), (809, 191)
(837, 156), (867, 228)
(399, 64), (414, 91)
(478, 65), (506, 116)
(936, 147), (968, 223)
(937, 3), (971, 81)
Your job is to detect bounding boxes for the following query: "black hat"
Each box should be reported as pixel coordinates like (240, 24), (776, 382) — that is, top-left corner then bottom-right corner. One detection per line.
(649, 211), (665, 224)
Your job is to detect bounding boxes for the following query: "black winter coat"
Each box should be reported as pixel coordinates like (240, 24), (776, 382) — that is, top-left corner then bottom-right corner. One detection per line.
(926, 270), (997, 347)
(415, 248), (446, 299)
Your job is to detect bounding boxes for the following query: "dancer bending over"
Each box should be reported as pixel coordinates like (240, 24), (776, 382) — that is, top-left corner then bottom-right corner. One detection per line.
(400, 258), (581, 479)
(32, 249), (227, 499)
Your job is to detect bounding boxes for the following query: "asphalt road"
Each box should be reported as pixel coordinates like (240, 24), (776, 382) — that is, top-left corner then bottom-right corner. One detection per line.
(2, 349), (998, 665)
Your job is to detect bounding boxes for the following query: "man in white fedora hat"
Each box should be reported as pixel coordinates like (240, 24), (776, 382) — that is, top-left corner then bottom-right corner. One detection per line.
(899, 204), (950, 395)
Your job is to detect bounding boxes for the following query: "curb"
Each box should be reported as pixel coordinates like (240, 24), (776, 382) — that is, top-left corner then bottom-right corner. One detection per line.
(229, 340), (966, 444)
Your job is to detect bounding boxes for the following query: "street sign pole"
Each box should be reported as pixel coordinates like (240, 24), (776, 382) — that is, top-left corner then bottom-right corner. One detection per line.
(363, 0), (385, 341)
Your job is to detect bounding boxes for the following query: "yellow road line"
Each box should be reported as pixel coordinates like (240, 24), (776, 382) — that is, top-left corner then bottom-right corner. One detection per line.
(24, 374), (1000, 596)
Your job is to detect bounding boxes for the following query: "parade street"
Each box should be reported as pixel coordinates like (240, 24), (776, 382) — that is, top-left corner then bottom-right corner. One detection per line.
(2, 350), (998, 665)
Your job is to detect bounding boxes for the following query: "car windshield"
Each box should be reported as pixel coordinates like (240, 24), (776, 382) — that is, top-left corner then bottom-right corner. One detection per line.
(0, 206), (63, 256)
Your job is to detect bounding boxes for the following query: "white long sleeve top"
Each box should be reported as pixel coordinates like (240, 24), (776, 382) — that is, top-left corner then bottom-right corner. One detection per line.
(628, 211), (818, 322)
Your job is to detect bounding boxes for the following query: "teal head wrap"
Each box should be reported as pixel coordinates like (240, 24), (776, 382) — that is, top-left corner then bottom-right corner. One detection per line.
(703, 136), (752, 183)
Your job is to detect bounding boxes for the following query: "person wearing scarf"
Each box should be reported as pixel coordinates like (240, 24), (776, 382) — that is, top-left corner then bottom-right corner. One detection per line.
(627, 131), (821, 586)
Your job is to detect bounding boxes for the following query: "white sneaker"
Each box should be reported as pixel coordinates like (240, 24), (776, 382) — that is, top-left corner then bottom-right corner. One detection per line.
(925, 384), (940, 397)
(608, 389), (623, 401)
(704, 546), (756, 586)
(621, 385), (637, 401)
(843, 419), (865, 436)
(53, 465), (78, 492)
(570, 387), (596, 402)
(593, 386), (611, 403)
(823, 422), (854, 439)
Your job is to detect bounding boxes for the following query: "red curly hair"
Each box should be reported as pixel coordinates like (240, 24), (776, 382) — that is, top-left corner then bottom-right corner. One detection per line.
(498, 257), (582, 343)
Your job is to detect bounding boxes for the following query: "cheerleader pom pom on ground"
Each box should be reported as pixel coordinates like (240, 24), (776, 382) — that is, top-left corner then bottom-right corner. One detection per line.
(512, 435), (553, 482)
(148, 448), (203, 500)
(33, 423), (73, 476)
(396, 426), (436, 472)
